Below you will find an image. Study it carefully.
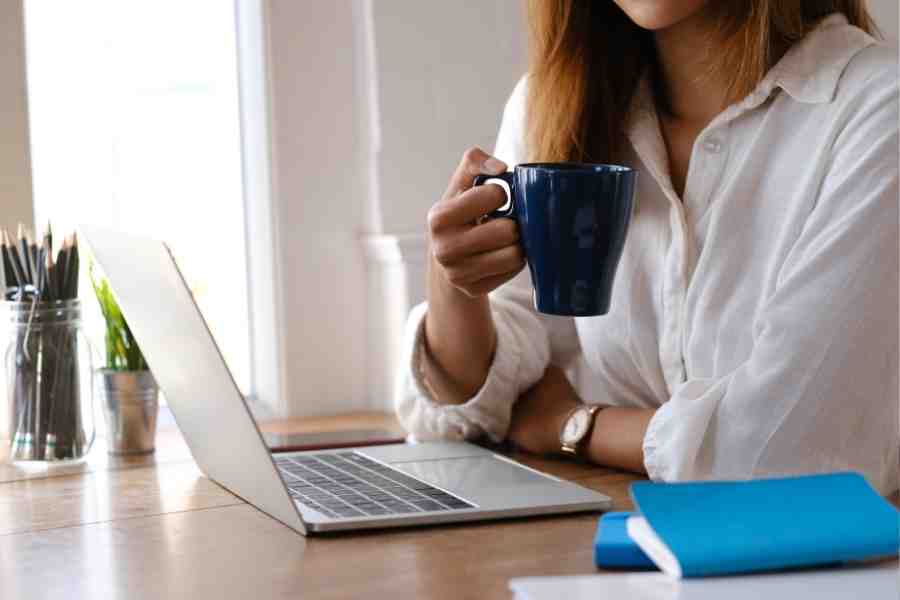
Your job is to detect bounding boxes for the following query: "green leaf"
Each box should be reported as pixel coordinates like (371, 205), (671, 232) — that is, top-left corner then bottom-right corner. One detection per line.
(91, 264), (148, 371)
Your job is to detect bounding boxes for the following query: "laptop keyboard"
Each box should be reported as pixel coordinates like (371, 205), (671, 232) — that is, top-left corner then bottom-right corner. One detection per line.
(275, 452), (474, 519)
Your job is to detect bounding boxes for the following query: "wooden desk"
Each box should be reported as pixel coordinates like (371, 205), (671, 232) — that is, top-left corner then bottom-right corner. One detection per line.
(1, 412), (896, 600)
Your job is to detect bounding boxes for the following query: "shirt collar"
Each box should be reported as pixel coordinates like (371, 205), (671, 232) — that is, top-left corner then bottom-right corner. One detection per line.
(628, 12), (877, 123)
(749, 13), (876, 107)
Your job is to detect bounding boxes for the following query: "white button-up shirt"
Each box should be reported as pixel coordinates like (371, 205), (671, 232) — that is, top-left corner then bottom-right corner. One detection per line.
(396, 15), (899, 494)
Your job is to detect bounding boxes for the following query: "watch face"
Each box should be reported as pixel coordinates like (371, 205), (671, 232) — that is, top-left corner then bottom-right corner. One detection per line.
(561, 407), (591, 445)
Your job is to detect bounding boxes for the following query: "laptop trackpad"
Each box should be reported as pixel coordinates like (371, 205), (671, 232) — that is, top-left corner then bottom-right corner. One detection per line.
(360, 441), (491, 463)
(392, 456), (559, 509)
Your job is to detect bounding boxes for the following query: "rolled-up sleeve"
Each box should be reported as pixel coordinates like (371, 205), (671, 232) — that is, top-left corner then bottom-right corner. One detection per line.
(395, 276), (556, 442)
(643, 70), (899, 493)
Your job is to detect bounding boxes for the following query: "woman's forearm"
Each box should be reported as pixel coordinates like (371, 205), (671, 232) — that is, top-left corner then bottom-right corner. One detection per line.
(507, 365), (655, 474)
(420, 147), (521, 403)
(585, 407), (655, 475)
(423, 253), (496, 401)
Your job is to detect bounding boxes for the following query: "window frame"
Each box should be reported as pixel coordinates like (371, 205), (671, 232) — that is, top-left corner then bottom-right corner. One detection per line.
(233, 0), (286, 417)
(237, 0), (371, 418)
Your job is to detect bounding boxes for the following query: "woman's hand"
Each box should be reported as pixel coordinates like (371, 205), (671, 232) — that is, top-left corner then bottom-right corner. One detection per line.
(507, 365), (580, 455)
(427, 147), (526, 298)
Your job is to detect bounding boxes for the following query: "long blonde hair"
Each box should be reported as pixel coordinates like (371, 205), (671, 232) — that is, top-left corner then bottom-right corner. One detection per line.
(525, 1), (879, 163)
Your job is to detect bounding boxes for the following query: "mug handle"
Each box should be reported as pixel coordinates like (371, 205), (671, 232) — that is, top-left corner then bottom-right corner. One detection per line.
(473, 172), (517, 220)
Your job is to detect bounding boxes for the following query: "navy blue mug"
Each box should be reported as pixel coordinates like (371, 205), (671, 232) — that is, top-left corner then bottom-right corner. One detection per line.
(474, 163), (636, 316)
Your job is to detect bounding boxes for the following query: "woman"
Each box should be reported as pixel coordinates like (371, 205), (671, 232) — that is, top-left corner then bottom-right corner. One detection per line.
(397, 1), (899, 494)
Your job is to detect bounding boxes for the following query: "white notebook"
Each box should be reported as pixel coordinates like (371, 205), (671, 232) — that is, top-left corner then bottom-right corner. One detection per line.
(509, 560), (898, 600)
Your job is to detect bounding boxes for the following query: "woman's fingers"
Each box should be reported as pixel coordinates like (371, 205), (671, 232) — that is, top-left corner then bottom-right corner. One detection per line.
(432, 217), (519, 264)
(442, 244), (525, 287)
(430, 146), (509, 232)
(460, 271), (521, 297)
(428, 184), (509, 232)
(442, 146), (507, 200)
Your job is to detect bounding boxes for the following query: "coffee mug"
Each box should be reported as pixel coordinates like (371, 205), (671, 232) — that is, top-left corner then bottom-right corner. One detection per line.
(474, 162), (636, 316)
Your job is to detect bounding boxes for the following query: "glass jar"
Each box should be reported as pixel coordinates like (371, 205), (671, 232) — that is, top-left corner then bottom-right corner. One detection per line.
(4, 299), (95, 461)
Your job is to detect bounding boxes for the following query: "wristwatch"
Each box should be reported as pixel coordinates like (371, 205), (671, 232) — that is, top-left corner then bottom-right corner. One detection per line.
(559, 404), (601, 457)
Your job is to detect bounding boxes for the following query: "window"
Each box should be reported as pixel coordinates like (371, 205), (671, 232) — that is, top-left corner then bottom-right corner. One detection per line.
(24, 0), (252, 394)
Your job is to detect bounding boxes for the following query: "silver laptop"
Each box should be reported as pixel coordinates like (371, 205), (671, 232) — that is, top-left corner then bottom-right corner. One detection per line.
(81, 227), (611, 534)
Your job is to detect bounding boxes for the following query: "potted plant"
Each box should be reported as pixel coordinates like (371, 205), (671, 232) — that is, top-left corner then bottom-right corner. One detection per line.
(91, 267), (159, 454)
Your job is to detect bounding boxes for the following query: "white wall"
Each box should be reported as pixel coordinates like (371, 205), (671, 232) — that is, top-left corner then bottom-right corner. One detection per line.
(369, 1), (526, 236)
(869, 0), (899, 42)
(0, 0), (34, 235)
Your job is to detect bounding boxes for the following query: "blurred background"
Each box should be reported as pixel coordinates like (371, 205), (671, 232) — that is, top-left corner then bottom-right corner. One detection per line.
(0, 1), (896, 434)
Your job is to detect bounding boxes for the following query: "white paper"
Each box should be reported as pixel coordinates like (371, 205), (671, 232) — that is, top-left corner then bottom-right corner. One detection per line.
(509, 561), (898, 600)
(626, 515), (682, 578)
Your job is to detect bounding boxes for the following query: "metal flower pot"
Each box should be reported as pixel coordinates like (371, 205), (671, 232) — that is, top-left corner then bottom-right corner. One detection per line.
(96, 369), (159, 455)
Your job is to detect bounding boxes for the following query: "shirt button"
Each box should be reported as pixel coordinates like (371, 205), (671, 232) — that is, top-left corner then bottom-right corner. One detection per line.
(703, 138), (723, 153)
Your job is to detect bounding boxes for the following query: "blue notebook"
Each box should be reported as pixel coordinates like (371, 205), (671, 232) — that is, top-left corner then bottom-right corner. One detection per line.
(627, 472), (900, 578)
(593, 512), (657, 569)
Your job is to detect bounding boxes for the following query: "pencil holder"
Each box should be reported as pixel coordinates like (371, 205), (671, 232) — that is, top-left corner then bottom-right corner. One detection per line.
(3, 299), (96, 461)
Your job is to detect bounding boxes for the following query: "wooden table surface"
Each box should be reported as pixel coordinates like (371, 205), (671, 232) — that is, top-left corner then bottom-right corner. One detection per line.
(1, 410), (896, 600)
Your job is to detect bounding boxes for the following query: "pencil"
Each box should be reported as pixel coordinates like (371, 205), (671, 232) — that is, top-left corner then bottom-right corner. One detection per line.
(36, 245), (48, 301)
(59, 234), (73, 300)
(66, 232), (79, 299)
(44, 245), (56, 301)
(44, 222), (53, 260)
(18, 224), (33, 285)
(55, 235), (69, 300)
(1, 232), (18, 289)
(41, 224), (54, 301)
(3, 229), (26, 288)
(29, 240), (39, 285)
(2, 250), (12, 286)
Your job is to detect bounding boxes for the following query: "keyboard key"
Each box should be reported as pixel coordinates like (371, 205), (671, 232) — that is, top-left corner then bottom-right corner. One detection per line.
(361, 506), (391, 516)
(423, 490), (469, 506)
(394, 491), (427, 502)
(379, 499), (419, 513)
(295, 498), (338, 518)
(413, 500), (445, 512)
